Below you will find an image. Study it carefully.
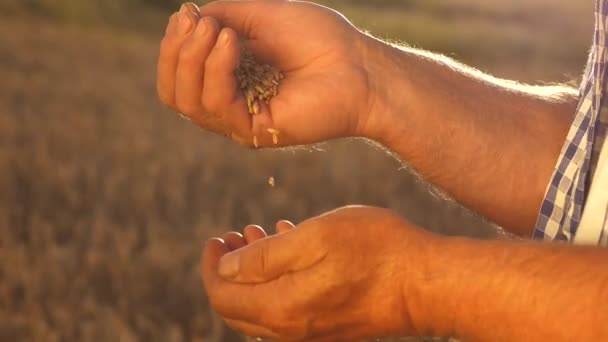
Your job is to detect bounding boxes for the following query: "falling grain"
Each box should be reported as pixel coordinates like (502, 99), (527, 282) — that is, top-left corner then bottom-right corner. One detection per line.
(267, 128), (280, 145)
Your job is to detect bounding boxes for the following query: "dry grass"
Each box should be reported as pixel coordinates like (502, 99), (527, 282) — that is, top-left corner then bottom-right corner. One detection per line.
(0, 1), (592, 341)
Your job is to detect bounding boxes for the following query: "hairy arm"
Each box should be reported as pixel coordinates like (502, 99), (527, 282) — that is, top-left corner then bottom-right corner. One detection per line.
(358, 37), (579, 236)
(411, 236), (608, 341)
(163, 1), (578, 236)
(203, 206), (607, 341)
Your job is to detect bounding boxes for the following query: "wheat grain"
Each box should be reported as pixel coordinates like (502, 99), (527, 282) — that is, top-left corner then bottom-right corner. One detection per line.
(235, 48), (284, 116)
(267, 128), (280, 145)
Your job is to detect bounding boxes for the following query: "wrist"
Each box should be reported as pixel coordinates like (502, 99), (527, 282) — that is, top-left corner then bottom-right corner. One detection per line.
(403, 234), (481, 338)
(400, 232), (447, 337)
(355, 35), (416, 145)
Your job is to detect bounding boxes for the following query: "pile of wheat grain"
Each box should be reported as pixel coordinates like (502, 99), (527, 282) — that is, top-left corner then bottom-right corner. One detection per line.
(235, 49), (284, 116)
(235, 48), (283, 187)
(235, 48), (283, 148)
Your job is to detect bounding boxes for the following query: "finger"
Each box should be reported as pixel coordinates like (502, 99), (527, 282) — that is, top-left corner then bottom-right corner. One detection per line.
(202, 238), (230, 288)
(275, 220), (296, 234)
(243, 225), (267, 244)
(222, 232), (247, 251)
(223, 318), (280, 340)
(201, 1), (290, 70)
(218, 228), (326, 284)
(182, 2), (200, 16)
(157, 4), (200, 111)
(175, 16), (220, 116)
(200, 1), (287, 70)
(200, 0), (273, 38)
(202, 27), (252, 136)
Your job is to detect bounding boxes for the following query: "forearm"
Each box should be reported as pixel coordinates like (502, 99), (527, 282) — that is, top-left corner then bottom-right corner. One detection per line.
(358, 36), (579, 235)
(410, 236), (608, 341)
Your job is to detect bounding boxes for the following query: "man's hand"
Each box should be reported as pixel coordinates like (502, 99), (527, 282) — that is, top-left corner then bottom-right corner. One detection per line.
(202, 206), (437, 341)
(158, 2), (581, 236)
(203, 208), (608, 342)
(157, 1), (373, 147)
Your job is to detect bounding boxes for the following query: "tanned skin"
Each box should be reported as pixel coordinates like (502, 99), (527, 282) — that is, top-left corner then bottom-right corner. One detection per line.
(157, 2), (605, 341)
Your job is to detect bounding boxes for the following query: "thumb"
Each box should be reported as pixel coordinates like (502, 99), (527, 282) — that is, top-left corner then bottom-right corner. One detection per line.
(218, 228), (325, 284)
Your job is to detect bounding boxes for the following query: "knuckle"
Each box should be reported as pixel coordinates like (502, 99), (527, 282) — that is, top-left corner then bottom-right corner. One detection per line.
(204, 52), (220, 70)
(201, 92), (221, 113)
(240, 241), (270, 282)
(174, 94), (200, 115)
(205, 17), (221, 35)
(157, 89), (174, 108)
(159, 36), (174, 54)
(178, 44), (200, 65)
(175, 101), (199, 117)
(167, 12), (179, 26)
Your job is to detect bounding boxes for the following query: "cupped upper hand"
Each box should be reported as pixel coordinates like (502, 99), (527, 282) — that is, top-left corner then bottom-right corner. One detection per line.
(157, 1), (374, 147)
(202, 206), (438, 341)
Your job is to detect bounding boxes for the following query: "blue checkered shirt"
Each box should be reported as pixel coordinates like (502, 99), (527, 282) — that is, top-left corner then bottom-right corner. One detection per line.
(534, 0), (608, 245)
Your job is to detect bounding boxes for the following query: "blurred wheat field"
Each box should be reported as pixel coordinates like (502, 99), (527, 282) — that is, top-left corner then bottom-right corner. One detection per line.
(0, 1), (594, 341)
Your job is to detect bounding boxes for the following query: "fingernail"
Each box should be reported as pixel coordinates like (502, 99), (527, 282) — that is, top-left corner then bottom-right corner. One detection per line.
(279, 220), (295, 228)
(218, 253), (240, 279)
(178, 4), (189, 17)
(219, 30), (231, 46)
(184, 2), (200, 16)
(205, 237), (223, 248)
(195, 17), (208, 35)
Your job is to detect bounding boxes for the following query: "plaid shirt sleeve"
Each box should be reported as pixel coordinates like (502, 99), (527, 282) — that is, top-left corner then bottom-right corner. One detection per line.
(533, 0), (608, 244)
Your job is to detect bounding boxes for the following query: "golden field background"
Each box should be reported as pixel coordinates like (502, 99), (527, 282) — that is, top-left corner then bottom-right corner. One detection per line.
(0, 1), (593, 341)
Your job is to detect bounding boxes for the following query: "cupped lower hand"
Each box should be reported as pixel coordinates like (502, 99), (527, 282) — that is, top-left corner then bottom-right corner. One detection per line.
(157, 1), (374, 147)
(202, 206), (438, 341)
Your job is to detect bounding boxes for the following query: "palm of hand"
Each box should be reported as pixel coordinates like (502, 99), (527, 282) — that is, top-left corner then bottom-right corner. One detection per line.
(206, 1), (372, 146)
(204, 206), (428, 341)
(267, 61), (369, 145)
